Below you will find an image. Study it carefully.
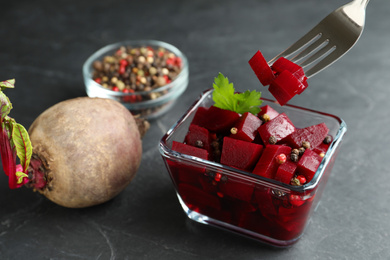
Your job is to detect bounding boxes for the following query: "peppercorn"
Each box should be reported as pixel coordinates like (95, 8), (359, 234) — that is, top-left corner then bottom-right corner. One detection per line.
(292, 148), (299, 155)
(297, 175), (306, 184)
(230, 127), (238, 135)
(290, 153), (299, 162)
(302, 141), (310, 149)
(275, 153), (287, 164)
(269, 136), (277, 144)
(260, 114), (271, 122)
(298, 147), (305, 155)
(323, 135), (332, 144)
(195, 140), (204, 148)
(290, 177), (301, 186)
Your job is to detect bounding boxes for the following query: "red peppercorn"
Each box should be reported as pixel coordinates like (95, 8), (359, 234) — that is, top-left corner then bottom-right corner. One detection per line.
(289, 194), (305, 207)
(217, 192), (224, 198)
(119, 59), (129, 67)
(123, 88), (138, 103)
(214, 172), (222, 182)
(175, 57), (182, 67)
(112, 86), (119, 92)
(94, 78), (102, 84)
(275, 153), (287, 164)
(297, 175), (306, 184)
(166, 58), (175, 66)
(118, 65), (126, 75)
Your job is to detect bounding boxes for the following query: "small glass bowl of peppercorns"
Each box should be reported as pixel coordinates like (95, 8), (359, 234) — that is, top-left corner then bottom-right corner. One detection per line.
(83, 40), (189, 119)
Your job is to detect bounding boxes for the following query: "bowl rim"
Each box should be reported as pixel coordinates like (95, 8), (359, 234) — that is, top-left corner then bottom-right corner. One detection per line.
(82, 39), (189, 99)
(159, 88), (347, 192)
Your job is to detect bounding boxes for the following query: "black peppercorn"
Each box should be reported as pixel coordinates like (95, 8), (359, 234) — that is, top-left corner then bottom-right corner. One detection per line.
(323, 135), (332, 144)
(269, 136), (277, 145)
(291, 153), (299, 162)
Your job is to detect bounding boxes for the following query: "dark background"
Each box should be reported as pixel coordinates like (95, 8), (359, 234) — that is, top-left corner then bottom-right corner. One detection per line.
(1, 0), (389, 259)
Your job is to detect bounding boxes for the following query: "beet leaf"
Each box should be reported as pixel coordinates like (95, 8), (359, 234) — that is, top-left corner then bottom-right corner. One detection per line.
(0, 79), (32, 189)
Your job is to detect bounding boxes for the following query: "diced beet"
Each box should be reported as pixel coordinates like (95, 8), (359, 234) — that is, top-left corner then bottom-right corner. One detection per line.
(219, 175), (255, 202)
(238, 212), (272, 237)
(191, 107), (208, 127)
(253, 187), (279, 216)
(199, 174), (219, 194)
(249, 50), (275, 86)
(220, 137), (264, 171)
(258, 113), (296, 145)
(297, 149), (322, 182)
(268, 80), (295, 107)
(229, 112), (262, 142)
(172, 141), (209, 160)
(271, 57), (307, 86)
(268, 70), (306, 106)
(171, 141), (209, 184)
(194, 106), (240, 133)
(252, 145), (291, 179)
(178, 183), (221, 210)
(274, 160), (297, 184)
(258, 105), (279, 120)
(285, 122), (329, 149)
(313, 142), (330, 155)
(185, 124), (212, 153)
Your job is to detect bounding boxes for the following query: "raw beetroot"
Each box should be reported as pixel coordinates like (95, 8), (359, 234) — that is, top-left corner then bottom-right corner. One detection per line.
(27, 97), (146, 208)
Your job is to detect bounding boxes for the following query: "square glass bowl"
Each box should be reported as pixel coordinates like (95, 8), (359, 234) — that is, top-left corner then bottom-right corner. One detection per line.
(83, 40), (189, 119)
(159, 88), (347, 247)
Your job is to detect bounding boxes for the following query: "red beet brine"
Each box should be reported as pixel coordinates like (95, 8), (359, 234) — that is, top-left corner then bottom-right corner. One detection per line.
(169, 102), (333, 245)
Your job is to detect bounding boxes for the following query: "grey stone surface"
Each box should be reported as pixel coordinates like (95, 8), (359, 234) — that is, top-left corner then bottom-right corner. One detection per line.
(1, 0), (389, 259)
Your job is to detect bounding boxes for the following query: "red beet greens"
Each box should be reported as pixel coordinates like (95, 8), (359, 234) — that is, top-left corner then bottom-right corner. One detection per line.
(0, 79), (32, 189)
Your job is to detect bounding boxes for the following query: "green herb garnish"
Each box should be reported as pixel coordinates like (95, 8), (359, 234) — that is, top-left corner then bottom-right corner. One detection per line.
(212, 73), (262, 115)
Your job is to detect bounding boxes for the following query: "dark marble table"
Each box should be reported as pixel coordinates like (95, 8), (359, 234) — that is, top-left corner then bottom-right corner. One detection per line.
(1, 0), (389, 259)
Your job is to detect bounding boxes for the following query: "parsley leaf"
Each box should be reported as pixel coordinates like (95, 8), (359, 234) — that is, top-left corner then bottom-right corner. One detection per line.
(212, 73), (262, 115)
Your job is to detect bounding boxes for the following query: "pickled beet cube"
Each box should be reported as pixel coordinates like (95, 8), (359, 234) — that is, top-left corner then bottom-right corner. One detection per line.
(269, 70), (306, 106)
(193, 106), (240, 133)
(271, 57), (308, 92)
(253, 188), (279, 216)
(219, 175), (255, 202)
(191, 107), (208, 126)
(220, 137), (264, 171)
(258, 113), (296, 145)
(185, 124), (212, 153)
(252, 145), (292, 179)
(297, 149), (322, 182)
(313, 142), (330, 155)
(171, 141), (209, 184)
(172, 141), (209, 160)
(258, 105), (279, 120)
(178, 183), (221, 210)
(248, 50), (275, 86)
(285, 122), (329, 149)
(274, 160), (297, 184)
(229, 112), (262, 142)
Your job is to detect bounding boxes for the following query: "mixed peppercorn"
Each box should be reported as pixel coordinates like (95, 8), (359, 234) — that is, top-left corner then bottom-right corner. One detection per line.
(92, 45), (183, 103)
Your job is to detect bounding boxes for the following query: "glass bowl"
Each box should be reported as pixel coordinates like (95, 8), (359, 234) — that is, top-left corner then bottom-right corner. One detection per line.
(83, 40), (189, 119)
(159, 88), (347, 247)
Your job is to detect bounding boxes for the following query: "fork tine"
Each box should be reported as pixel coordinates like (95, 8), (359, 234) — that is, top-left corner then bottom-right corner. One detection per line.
(268, 28), (321, 65)
(304, 48), (346, 78)
(298, 42), (336, 68)
(290, 35), (329, 63)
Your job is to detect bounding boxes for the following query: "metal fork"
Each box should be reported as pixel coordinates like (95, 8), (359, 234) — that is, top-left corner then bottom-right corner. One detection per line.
(268, 0), (370, 78)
